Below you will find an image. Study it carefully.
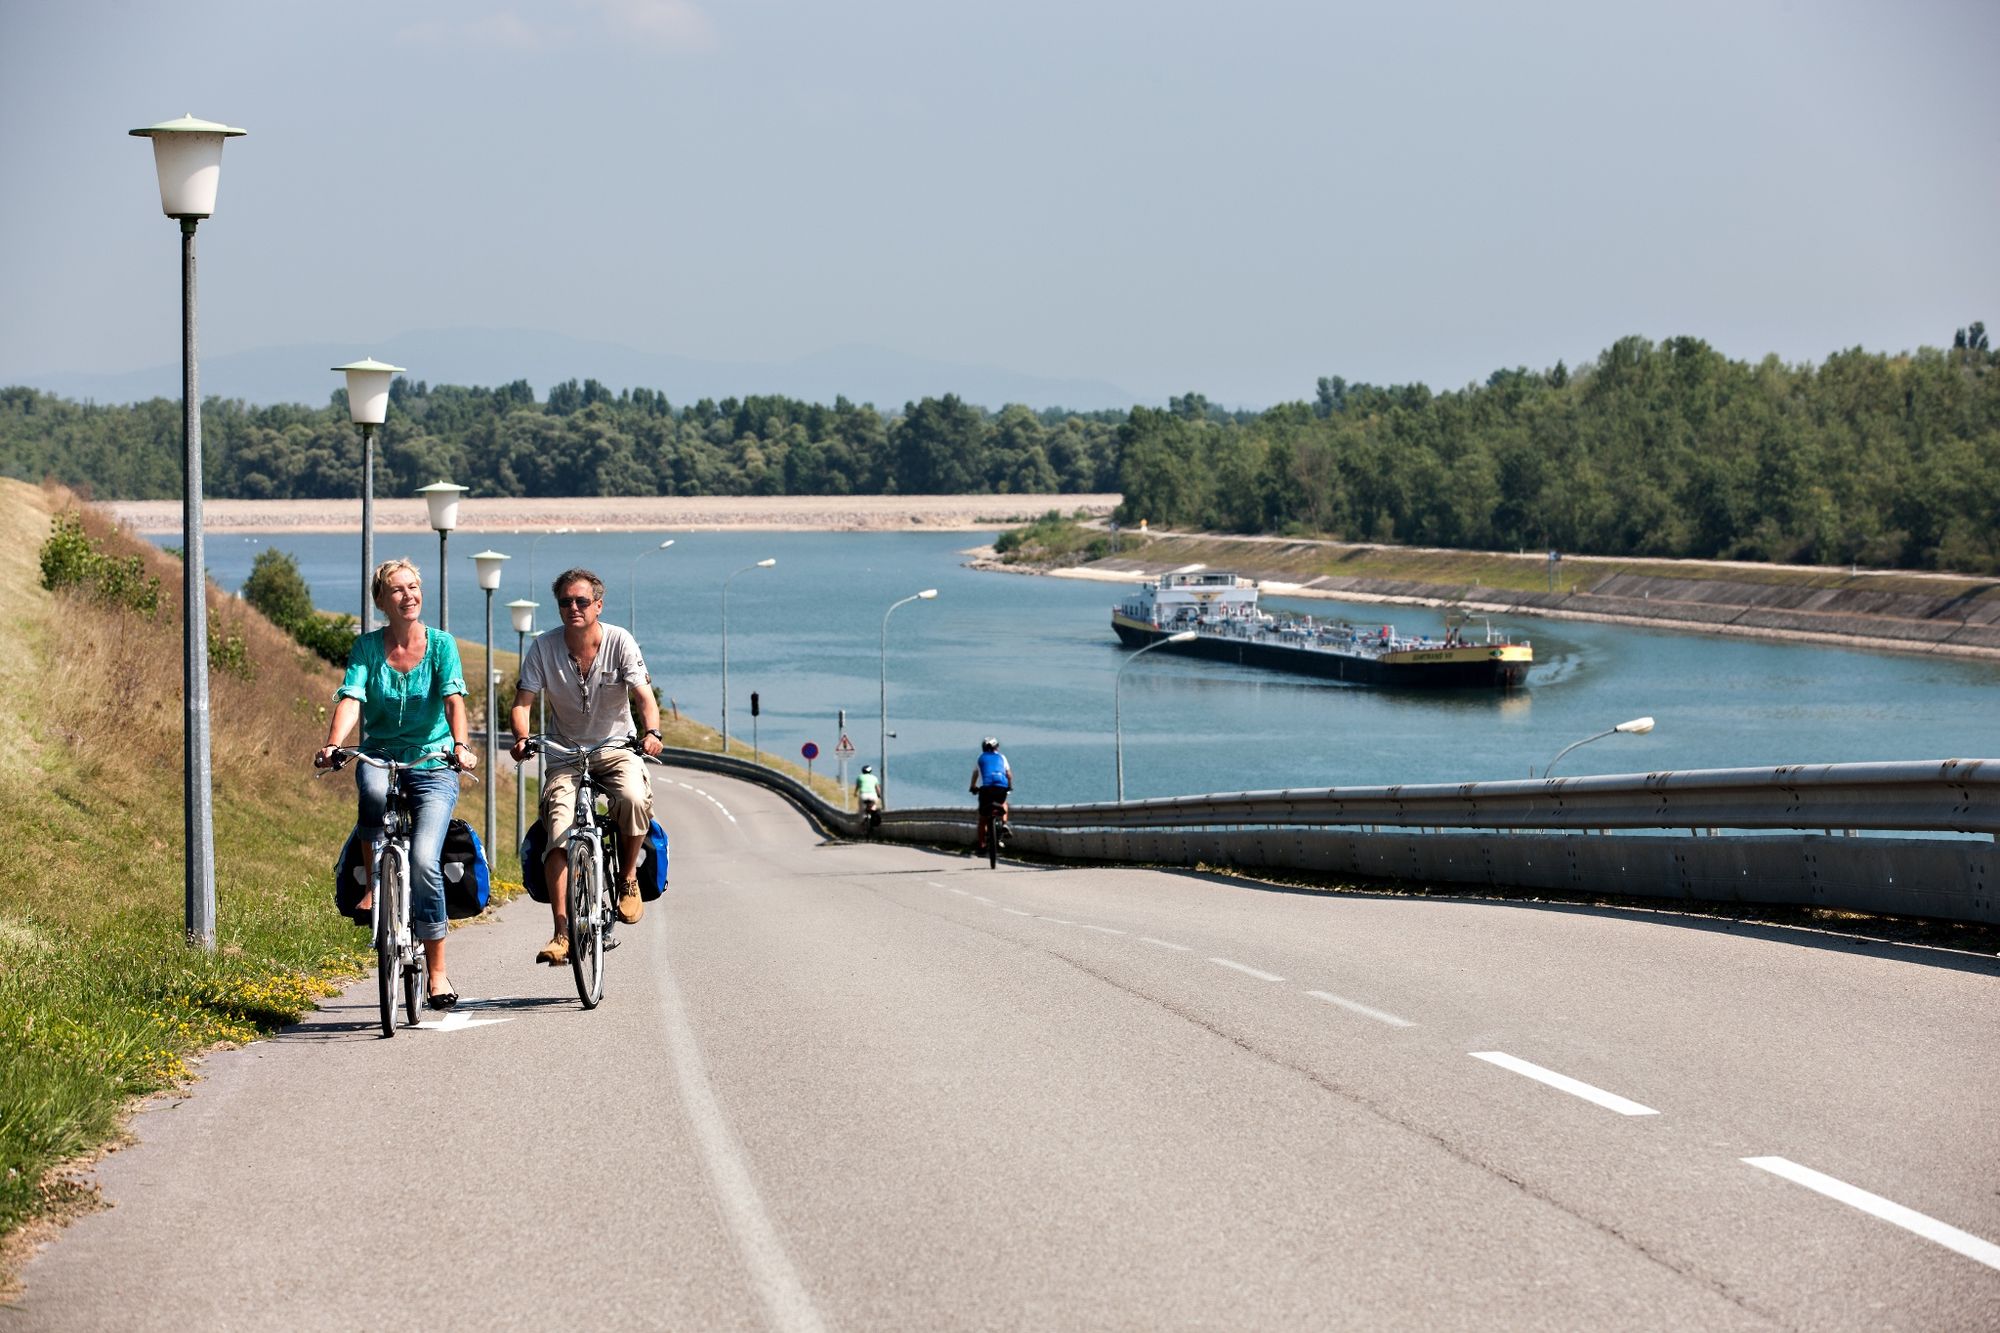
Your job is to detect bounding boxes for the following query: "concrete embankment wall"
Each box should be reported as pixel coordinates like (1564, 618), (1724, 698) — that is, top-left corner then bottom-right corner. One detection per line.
(1079, 542), (2000, 657)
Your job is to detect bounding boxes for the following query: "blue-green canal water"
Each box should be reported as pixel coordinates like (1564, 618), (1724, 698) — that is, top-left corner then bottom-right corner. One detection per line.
(174, 530), (2000, 811)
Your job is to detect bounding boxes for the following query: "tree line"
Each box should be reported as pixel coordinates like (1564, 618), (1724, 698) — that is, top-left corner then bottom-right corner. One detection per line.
(4, 325), (1995, 571)
(0, 381), (1123, 504)
(1118, 327), (1999, 572)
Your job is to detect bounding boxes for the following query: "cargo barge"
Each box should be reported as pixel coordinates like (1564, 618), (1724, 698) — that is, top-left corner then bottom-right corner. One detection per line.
(1112, 571), (1532, 689)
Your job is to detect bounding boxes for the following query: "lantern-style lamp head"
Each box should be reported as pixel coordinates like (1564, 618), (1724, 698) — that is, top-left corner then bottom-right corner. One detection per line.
(507, 598), (538, 635)
(129, 115), (246, 219)
(332, 357), (406, 426)
(472, 550), (509, 592)
(417, 480), (469, 532)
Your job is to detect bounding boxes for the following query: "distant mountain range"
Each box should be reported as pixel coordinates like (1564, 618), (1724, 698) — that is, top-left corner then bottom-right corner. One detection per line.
(7, 328), (1144, 414)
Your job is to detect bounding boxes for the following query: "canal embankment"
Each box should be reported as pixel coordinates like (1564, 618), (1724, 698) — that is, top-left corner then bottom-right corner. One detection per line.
(979, 531), (2000, 659)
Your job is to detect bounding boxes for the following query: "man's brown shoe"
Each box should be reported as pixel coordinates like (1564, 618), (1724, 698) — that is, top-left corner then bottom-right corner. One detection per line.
(536, 934), (569, 965)
(616, 883), (644, 924)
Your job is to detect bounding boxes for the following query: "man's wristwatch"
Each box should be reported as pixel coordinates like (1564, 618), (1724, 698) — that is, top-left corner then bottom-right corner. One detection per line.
(644, 728), (662, 738)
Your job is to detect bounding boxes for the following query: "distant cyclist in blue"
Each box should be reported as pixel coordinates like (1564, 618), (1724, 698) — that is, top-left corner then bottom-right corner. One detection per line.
(968, 736), (1012, 853)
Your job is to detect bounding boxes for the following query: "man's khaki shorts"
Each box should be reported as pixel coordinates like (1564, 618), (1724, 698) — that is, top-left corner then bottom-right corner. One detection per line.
(540, 748), (653, 861)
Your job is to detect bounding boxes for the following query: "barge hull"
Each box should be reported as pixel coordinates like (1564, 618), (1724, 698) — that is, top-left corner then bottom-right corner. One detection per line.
(1112, 617), (1529, 689)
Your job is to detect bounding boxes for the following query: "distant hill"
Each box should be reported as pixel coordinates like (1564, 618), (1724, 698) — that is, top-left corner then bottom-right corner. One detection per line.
(8, 328), (1142, 414)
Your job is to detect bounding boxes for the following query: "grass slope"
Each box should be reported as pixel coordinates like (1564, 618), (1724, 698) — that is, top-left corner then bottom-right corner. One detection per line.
(0, 484), (397, 1276)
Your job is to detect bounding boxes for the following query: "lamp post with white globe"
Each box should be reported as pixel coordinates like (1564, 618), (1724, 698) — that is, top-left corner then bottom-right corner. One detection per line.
(472, 551), (510, 852)
(416, 480), (468, 633)
(334, 357), (407, 631)
(507, 597), (538, 853)
(129, 112), (245, 950)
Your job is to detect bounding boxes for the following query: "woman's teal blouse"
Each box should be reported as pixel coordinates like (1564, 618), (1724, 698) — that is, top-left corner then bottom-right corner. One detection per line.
(336, 627), (466, 764)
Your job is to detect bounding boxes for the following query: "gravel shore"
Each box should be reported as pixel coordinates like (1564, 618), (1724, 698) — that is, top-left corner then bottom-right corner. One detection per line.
(105, 494), (1120, 535)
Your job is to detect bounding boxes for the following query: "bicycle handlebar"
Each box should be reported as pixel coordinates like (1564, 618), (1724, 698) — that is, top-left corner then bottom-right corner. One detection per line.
(314, 746), (476, 782)
(516, 734), (643, 761)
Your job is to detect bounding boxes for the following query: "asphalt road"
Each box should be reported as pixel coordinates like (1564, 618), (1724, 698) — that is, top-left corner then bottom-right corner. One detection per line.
(11, 767), (2000, 1331)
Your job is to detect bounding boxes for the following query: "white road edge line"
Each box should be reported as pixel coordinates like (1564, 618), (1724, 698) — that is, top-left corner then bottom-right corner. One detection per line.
(1139, 937), (1191, 951)
(1037, 916), (1075, 925)
(1210, 957), (1285, 982)
(1470, 1051), (1658, 1116)
(653, 958), (828, 1333)
(1001, 907), (1035, 917)
(1073, 924), (1127, 935)
(1743, 1156), (2000, 1272)
(1305, 990), (1415, 1028)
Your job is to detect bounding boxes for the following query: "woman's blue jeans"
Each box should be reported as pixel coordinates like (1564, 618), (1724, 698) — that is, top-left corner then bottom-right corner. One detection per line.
(355, 761), (459, 943)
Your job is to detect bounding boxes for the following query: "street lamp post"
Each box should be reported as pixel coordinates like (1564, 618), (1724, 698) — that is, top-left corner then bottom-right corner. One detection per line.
(507, 597), (537, 859)
(130, 113), (245, 950)
(629, 538), (674, 638)
(417, 480), (468, 633)
(1544, 716), (1656, 778)
(473, 551), (510, 854)
(334, 356), (407, 632)
(525, 526), (572, 603)
(879, 589), (939, 804)
(720, 559), (776, 754)
(1115, 631), (1197, 802)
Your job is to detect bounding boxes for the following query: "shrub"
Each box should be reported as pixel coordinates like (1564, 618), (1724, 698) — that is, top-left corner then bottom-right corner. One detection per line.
(238, 546), (356, 666)
(38, 511), (161, 616)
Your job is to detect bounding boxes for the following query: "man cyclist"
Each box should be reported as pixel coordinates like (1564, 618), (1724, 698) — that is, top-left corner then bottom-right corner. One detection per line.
(968, 737), (1012, 853)
(509, 568), (663, 966)
(854, 764), (881, 831)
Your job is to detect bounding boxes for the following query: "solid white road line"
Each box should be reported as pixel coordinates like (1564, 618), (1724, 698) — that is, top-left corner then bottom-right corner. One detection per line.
(653, 959), (828, 1333)
(1139, 937), (1192, 951)
(1470, 1051), (1659, 1117)
(1073, 924), (1127, 935)
(1743, 1156), (2000, 1272)
(1037, 916), (1076, 925)
(1001, 907), (1035, 917)
(1305, 990), (1415, 1028)
(1210, 957), (1285, 982)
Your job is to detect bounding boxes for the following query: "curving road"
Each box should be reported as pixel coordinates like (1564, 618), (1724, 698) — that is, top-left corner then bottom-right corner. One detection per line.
(13, 767), (2000, 1330)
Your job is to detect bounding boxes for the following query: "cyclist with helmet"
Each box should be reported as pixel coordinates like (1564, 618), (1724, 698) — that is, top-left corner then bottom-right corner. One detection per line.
(968, 737), (1012, 853)
(854, 764), (882, 833)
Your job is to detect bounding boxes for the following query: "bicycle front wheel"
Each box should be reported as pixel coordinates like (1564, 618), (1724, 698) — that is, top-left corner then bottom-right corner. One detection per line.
(375, 850), (406, 1038)
(569, 843), (605, 1009)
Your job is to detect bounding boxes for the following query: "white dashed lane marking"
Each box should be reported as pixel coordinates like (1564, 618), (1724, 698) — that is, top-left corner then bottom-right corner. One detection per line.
(1139, 937), (1192, 952)
(1471, 1051), (1659, 1117)
(1743, 1157), (2000, 1272)
(1306, 990), (1415, 1028)
(1210, 957), (1285, 983)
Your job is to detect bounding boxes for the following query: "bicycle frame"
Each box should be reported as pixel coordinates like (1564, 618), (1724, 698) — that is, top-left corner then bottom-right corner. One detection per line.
(527, 735), (637, 1009)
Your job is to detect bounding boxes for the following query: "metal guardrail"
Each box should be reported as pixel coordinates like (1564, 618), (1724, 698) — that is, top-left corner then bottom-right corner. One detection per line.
(649, 749), (1999, 926)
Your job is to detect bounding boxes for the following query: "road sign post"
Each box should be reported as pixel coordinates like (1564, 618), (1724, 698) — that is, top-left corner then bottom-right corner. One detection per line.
(802, 740), (819, 787)
(834, 731), (856, 809)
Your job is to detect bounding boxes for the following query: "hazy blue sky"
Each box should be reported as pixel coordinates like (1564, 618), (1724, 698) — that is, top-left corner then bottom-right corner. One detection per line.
(3, 0), (1995, 405)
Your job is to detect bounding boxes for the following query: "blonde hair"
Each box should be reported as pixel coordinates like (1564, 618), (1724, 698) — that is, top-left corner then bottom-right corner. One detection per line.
(370, 558), (423, 611)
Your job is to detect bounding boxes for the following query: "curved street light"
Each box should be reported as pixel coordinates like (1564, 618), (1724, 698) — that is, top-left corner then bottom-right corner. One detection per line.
(879, 589), (939, 804)
(1115, 631), (1197, 802)
(131, 112), (245, 950)
(1545, 716), (1656, 778)
(629, 538), (674, 637)
(721, 559), (776, 754)
(525, 526), (572, 602)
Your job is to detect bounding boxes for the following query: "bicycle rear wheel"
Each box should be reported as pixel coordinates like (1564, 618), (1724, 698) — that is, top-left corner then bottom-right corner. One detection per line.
(375, 851), (405, 1038)
(569, 843), (605, 1009)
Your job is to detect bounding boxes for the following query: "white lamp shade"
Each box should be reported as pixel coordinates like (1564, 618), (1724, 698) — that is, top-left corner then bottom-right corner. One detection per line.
(130, 116), (245, 218)
(471, 550), (509, 591)
(507, 598), (538, 634)
(417, 480), (469, 531)
(333, 357), (406, 425)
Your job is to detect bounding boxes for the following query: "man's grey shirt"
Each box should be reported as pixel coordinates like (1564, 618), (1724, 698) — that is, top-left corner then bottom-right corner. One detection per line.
(521, 623), (650, 765)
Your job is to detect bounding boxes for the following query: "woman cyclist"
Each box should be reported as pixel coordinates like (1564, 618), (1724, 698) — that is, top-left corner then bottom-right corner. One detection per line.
(314, 558), (475, 1010)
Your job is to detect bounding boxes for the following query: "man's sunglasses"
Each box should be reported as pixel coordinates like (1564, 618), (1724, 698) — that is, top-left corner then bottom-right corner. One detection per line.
(557, 595), (597, 610)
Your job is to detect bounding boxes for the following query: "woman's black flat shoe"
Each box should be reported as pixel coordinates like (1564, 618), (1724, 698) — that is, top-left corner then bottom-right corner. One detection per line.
(426, 990), (458, 1011)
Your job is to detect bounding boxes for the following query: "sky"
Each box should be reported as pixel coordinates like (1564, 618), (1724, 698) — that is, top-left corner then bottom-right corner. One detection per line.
(3, 0), (1996, 407)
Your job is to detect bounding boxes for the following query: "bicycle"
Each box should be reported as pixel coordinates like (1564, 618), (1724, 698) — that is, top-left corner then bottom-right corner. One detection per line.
(522, 734), (641, 1009)
(319, 746), (468, 1037)
(974, 787), (1011, 869)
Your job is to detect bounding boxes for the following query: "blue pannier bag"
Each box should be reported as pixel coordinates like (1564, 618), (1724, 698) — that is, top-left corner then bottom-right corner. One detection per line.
(440, 818), (492, 919)
(519, 818), (667, 902)
(520, 822), (550, 903)
(333, 829), (370, 924)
